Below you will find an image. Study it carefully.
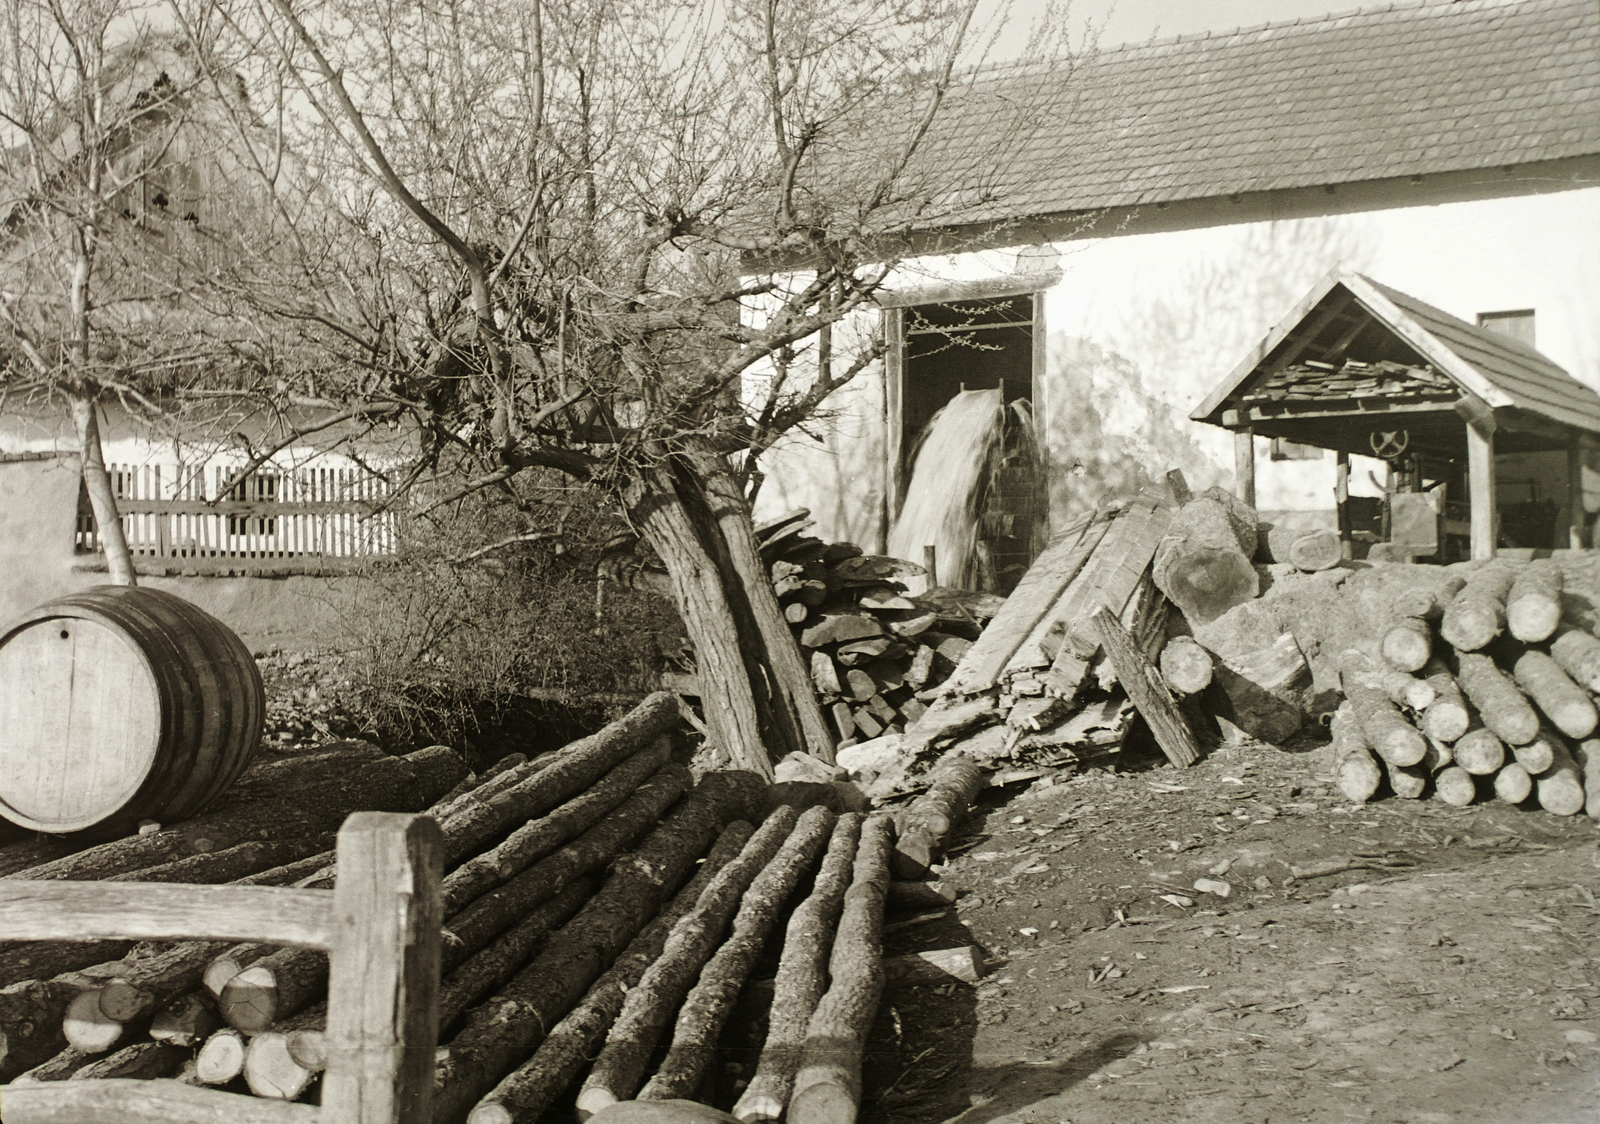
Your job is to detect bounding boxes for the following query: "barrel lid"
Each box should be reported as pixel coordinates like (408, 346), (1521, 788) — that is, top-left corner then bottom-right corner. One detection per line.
(0, 612), (162, 832)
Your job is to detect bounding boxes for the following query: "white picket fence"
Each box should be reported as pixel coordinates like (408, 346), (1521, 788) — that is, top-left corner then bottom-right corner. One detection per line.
(76, 462), (398, 569)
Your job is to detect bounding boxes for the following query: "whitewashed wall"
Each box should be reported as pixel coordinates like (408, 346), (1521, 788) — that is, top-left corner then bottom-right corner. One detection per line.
(750, 184), (1600, 546)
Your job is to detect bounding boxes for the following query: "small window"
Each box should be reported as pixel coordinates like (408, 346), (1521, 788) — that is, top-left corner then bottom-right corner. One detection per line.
(1269, 438), (1323, 462)
(1477, 310), (1535, 348)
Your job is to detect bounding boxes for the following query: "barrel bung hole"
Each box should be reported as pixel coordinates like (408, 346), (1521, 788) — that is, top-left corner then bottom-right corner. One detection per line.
(59, 629), (69, 640)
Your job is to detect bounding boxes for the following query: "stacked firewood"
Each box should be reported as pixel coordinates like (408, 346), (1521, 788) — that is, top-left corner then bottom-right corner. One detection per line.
(1327, 560), (1600, 816)
(2, 693), (898, 1124)
(756, 509), (1003, 747)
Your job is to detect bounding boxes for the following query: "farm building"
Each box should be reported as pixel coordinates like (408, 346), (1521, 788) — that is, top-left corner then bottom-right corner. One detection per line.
(748, 0), (1600, 586)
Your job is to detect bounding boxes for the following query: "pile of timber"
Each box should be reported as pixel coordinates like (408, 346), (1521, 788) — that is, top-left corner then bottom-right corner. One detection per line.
(755, 509), (1003, 747)
(1328, 558), (1600, 817)
(1, 691), (900, 1124)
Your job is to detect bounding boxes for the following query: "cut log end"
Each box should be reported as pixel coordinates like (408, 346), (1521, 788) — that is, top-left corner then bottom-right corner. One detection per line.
(218, 964), (278, 1034)
(1380, 621), (1432, 674)
(195, 1028), (248, 1085)
(1158, 636), (1214, 696)
(1433, 767), (1477, 807)
(790, 1077), (862, 1124)
(62, 989), (125, 1054)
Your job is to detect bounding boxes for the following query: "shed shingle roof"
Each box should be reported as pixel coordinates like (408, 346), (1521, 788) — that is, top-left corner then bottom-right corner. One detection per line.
(884, 0), (1600, 227)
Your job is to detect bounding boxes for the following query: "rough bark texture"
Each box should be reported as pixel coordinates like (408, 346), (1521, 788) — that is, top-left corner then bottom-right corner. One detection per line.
(102, 838), (332, 885)
(1506, 560), (1563, 642)
(628, 469), (772, 778)
(788, 814), (896, 1124)
(0, 942), (134, 993)
(734, 814), (864, 1123)
(63, 987), (138, 1052)
(687, 442), (837, 763)
(1575, 740), (1600, 820)
(1330, 705), (1382, 805)
(1151, 490), (1260, 626)
(74, 1040), (187, 1081)
(1419, 660), (1470, 743)
(1511, 649), (1598, 740)
(578, 808), (801, 1113)
(891, 751), (986, 879)
(13, 747), (466, 882)
(1440, 565), (1516, 652)
(14, 1044), (96, 1082)
(442, 741), (671, 915)
(1392, 575), (1466, 622)
(432, 770), (766, 1124)
(1340, 652), (1426, 767)
(0, 979), (80, 1080)
(444, 764), (691, 959)
(1533, 729), (1586, 816)
(465, 823), (755, 1124)
(1433, 766), (1477, 807)
(1158, 636), (1214, 696)
(643, 806), (838, 1101)
(1551, 625), (1600, 693)
(1455, 652), (1540, 746)
(440, 692), (683, 864)
(438, 878), (594, 1035)
(218, 948), (329, 1034)
(1453, 727), (1506, 776)
(1494, 761), (1533, 804)
(204, 943), (272, 998)
(149, 990), (221, 1047)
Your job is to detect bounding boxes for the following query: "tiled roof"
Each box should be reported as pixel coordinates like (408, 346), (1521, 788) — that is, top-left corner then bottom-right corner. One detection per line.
(1193, 271), (1600, 437)
(876, 0), (1600, 227)
(1368, 280), (1600, 434)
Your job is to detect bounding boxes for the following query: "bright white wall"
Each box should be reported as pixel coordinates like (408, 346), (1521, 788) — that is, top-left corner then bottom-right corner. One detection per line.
(750, 184), (1600, 544)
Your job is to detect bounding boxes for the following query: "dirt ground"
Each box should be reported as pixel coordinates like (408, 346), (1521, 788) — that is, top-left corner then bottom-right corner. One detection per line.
(859, 734), (1600, 1124)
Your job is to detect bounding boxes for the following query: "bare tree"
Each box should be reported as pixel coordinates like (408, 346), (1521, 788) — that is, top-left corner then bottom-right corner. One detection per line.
(148, 0), (1071, 775)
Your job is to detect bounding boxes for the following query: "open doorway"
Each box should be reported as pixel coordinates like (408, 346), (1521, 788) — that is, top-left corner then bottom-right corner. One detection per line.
(889, 292), (1045, 593)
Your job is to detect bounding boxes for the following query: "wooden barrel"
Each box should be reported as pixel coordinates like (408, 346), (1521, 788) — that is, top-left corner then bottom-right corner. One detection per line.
(0, 586), (264, 838)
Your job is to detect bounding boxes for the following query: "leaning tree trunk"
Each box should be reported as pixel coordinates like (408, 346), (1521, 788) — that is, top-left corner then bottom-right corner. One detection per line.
(72, 393), (136, 587)
(685, 440), (837, 763)
(625, 466), (773, 778)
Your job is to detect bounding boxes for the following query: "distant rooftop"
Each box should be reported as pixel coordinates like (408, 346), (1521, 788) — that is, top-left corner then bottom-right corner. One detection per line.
(865, 0), (1600, 229)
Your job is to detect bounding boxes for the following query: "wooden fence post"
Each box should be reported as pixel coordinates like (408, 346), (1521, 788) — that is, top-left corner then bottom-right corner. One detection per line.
(321, 812), (444, 1124)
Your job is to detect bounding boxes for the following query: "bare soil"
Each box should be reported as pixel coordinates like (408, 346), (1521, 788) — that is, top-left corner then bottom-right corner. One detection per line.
(860, 736), (1600, 1124)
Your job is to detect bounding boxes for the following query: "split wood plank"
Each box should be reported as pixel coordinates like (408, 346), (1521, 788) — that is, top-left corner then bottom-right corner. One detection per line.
(1040, 502), (1175, 697)
(938, 510), (1105, 695)
(1090, 607), (1199, 768)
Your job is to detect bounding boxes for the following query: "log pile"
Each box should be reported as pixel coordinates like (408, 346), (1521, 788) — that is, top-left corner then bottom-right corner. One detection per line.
(2, 690), (898, 1124)
(1323, 558), (1600, 816)
(752, 509), (1005, 748)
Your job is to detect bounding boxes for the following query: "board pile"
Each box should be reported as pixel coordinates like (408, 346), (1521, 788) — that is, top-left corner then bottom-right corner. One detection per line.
(0, 694), (899, 1124)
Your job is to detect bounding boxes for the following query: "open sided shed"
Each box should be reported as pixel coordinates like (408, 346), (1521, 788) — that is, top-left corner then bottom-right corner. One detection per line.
(1192, 271), (1600, 560)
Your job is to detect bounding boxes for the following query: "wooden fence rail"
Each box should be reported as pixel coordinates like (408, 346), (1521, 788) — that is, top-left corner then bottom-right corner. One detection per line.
(76, 463), (398, 568)
(0, 812), (442, 1124)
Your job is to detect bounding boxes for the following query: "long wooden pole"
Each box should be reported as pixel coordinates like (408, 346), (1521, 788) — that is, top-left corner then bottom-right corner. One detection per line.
(1234, 428), (1255, 508)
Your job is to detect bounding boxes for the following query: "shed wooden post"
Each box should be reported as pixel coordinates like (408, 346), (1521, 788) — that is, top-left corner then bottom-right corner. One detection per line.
(1234, 428), (1255, 508)
(321, 812), (443, 1124)
(1334, 450), (1353, 560)
(1568, 442), (1588, 550)
(1466, 421), (1497, 560)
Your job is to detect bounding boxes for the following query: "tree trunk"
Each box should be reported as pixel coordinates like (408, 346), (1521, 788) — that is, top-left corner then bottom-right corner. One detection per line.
(71, 393), (137, 587)
(1329, 703), (1381, 803)
(218, 948), (328, 1034)
(1453, 726), (1505, 776)
(1432, 766), (1477, 807)
(441, 741), (670, 915)
(1381, 756), (1426, 799)
(1440, 565), (1516, 651)
(438, 879), (594, 1036)
(444, 764), (691, 959)
(685, 442), (837, 763)
(1151, 490), (1259, 625)
(891, 752), (985, 879)
(0, 979), (79, 1080)
(1510, 649), (1598, 740)
(1533, 730), (1585, 816)
(626, 469), (772, 778)
(734, 814), (863, 1123)
(1551, 625), (1600, 693)
(195, 1028), (249, 1085)
(1506, 560), (1562, 643)
(1493, 761), (1532, 804)
(75, 1040), (188, 1081)
(1339, 652), (1425, 766)
(642, 806), (836, 1102)
(464, 823), (754, 1124)
(14, 1044), (97, 1082)
(1419, 659), (1470, 743)
(1455, 652), (1540, 746)
(243, 1031), (318, 1100)
(149, 990), (221, 1047)
(440, 693), (681, 864)
(1573, 739), (1600, 820)
(577, 808), (800, 1114)
(788, 814), (895, 1124)
(431, 770), (765, 1124)
(1158, 636), (1213, 696)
